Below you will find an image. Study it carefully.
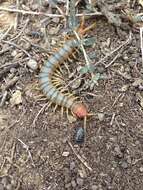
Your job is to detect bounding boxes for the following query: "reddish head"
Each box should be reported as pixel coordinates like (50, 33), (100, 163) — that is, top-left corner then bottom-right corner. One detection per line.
(72, 103), (88, 118)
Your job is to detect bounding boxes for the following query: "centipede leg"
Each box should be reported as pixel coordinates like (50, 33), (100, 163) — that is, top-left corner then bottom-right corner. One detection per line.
(71, 52), (77, 59)
(52, 80), (62, 85)
(58, 66), (63, 74)
(56, 69), (63, 76)
(53, 104), (58, 112)
(57, 86), (67, 92)
(67, 57), (73, 63)
(63, 62), (70, 74)
(53, 72), (63, 79)
(52, 77), (63, 83)
(46, 101), (52, 110)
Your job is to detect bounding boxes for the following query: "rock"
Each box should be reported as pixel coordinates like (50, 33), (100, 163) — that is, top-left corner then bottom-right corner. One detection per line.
(71, 180), (76, 188)
(98, 113), (105, 121)
(11, 50), (17, 57)
(27, 59), (38, 71)
(10, 90), (22, 106)
(75, 127), (84, 144)
(114, 146), (123, 158)
(6, 184), (13, 190)
(65, 183), (71, 189)
(119, 84), (129, 92)
(70, 162), (76, 170)
(132, 78), (143, 87)
(62, 151), (70, 157)
(0, 184), (4, 190)
(49, 27), (60, 35)
(24, 42), (31, 51)
(78, 168), (87, 178)
(52, 17), (60, 23)
(71, 78), (82, 89)
(139, 167), (143, 172)
(91, 185), (98, 190)
(121, 161), (128, 169)
(76, 178), (84, 187)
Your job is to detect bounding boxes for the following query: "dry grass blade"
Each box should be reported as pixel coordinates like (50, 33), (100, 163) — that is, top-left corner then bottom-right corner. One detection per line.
(95, 32), (132, 67)
(68, 141), (93, 172)
(0, 7), (102, 18)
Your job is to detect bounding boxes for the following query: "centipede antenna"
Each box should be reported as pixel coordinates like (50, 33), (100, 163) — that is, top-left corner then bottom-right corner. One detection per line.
(81, 22), (96, 35)
(83, 116), (87, 144)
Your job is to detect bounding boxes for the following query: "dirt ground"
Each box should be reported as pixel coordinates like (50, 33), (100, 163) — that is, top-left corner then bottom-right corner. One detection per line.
(0, 0), (143, 190)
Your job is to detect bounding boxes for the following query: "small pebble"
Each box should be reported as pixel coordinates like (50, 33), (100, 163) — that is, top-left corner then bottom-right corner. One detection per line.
(27, 59), (38, 71)
(71, 78), (82, 89)
(62, 151), (70, 157)
(75, 127), (84, 144)
(52, 17), (60, 23)
(70, 162), (76, 170)
(10, 68), (17, 74)
(24, 42), (31, 51)
(114, 146), (123, 158)
(0, 184), (4, 190)
(76, 178), (84, 187)
(65, 183), (71, 189)
(139, 167), (143, 172)
(71, 180), (76, 188)
(10, 90), (22, 106)
(121, 161), (128, 169)
(11, 50), (17, 57)
(119, 84), (129, 92)
(6, 184), (13, 190)
(91, 185), (98, 190)
(98, 113), (105, 121)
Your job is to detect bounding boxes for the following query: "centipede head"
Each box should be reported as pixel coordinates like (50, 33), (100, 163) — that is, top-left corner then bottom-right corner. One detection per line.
(72, 102), (88, 118)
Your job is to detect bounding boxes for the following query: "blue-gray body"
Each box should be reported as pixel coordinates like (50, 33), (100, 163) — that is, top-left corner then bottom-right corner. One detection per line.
(39, 39), (79, 108)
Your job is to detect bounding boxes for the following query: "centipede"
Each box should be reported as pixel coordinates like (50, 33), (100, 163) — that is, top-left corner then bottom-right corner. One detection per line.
(39, 20), (96, 118)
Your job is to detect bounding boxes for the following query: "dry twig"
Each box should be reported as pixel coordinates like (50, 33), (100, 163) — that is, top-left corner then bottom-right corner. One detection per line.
(0, 7), (102, 17)
(140, 27), (143, 67)
(17, 138), (35, 167)
(32, 103), (49, 127)
(68, 141), (93, 172)
(2, 40), (31, 57)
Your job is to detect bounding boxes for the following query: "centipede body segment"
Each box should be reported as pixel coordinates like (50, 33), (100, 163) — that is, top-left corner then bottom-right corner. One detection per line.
(39, 21), (96, 118)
